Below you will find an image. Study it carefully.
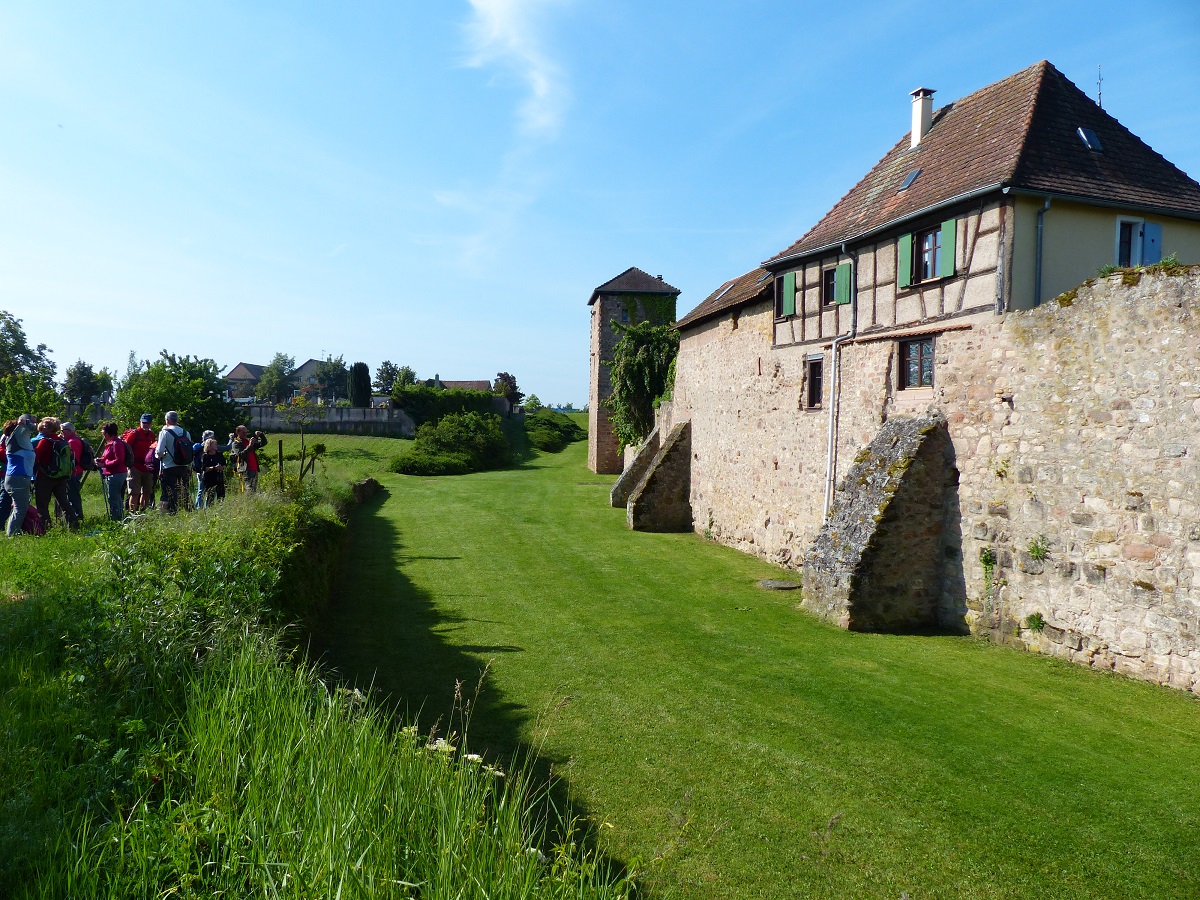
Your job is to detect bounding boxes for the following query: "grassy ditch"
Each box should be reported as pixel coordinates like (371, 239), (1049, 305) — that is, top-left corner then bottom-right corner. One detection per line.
(0, 476), (628, 897)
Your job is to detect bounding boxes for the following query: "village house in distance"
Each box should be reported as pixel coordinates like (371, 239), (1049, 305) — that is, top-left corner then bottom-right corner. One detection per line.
(613, 61), (1200, 692)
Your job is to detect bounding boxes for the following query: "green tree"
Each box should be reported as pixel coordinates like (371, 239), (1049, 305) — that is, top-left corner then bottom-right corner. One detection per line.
(256, 352), (297, 404)
(373, 360), (399, 394)
(605, 320), (678, 448)
(492, 372), (524, 412)
(0, 373), (64, 423)
(0, 310), (56, 388)
(524, 394), (543, 412)
(112, 351), (239, 437)
(275, 396), (327, 484)
(96, 367), (115, 400)
(396, 365), (417, 388)
(314, 355), (348, 403)
(62, 359), (102, 405)
(349, 362), (371, 408)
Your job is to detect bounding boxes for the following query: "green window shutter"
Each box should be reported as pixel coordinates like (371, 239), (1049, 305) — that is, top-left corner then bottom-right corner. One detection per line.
(898, 233), (913, 289)
(834, 262), (852, 305)
(938, 218), (957, 277)
(782, 271), (796, 317)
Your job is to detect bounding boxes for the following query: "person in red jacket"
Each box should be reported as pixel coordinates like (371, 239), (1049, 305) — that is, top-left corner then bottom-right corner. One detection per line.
(122, 413), (157, 512)
(229, 425), (267, 493)
(33, 417), (79, 531)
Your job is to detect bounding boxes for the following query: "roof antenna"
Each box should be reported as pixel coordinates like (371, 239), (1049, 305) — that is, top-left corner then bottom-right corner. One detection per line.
(1097, 64), (1103, 108)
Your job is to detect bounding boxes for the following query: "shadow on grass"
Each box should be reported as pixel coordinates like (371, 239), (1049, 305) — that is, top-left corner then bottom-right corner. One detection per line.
(305, 487), (629, 881)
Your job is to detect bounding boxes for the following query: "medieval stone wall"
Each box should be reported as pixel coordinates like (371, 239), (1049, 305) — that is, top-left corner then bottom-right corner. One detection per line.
(941, 268), (1200, 690)
(671, 266), (1200, 691)
(802, 413), (959, 632)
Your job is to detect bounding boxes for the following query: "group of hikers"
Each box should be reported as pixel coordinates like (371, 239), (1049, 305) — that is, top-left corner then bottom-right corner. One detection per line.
(1, 410), (269, 536)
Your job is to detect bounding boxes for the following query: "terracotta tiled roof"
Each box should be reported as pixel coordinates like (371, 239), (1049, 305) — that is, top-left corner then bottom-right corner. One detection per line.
(441, 380), (493, 392)
(766, 61), (1200, 265)
(588, 267), (680, 305)
(676, 267), (773, 331)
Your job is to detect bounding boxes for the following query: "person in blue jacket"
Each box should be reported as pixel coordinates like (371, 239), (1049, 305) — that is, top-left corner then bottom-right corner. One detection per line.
(3, 414), (37, 536)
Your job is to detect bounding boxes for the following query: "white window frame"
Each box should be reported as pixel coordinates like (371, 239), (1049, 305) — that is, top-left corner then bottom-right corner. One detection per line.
(1115, 217), (1144, 268)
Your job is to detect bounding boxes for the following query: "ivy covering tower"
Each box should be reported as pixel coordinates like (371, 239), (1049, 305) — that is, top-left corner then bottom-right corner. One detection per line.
(586, 268), (679, 474)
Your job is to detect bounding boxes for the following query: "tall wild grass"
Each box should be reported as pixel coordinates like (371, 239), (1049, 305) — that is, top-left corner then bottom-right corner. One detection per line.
(1, 489), (627, 898)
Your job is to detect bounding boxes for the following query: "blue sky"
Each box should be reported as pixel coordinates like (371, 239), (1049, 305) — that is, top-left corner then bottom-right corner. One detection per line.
(2, 1), (1198, 405)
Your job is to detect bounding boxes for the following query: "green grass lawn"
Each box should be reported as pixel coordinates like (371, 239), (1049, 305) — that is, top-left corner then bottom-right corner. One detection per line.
(276, 432), (412, 484)
(307, 436), (1200, 899)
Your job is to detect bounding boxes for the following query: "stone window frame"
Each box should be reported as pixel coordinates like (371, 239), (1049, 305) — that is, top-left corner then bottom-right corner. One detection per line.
(898, 337), (935, 391)
(805, 354), (825, 409)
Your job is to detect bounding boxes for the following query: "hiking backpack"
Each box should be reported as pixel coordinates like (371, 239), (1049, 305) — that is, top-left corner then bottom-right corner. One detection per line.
(170, 430), (193, 466)
(45, 438), (74, 479)
(22, 506), (46, 537)
(121, 439), (135, 469)
(78, 438), (96, 472)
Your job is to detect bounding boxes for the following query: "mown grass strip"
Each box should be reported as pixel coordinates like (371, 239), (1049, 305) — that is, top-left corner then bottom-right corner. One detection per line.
(318, 436), (1200, 899)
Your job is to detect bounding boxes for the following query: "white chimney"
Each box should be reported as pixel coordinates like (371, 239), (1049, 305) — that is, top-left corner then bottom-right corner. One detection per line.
(910, 87), (935, 148)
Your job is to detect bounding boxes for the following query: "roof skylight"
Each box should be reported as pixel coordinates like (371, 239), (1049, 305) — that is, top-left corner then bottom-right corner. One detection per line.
(898, 169), (921, 192)
(1077, 126), (1103, 152)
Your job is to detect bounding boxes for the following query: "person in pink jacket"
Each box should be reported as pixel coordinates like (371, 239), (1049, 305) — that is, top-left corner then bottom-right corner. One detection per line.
(95, 421), (129, 521)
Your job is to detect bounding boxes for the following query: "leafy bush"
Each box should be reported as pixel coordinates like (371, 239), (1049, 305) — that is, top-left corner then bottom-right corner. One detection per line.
(529, 426), (567, 452)
(391, 384), (496, 426)
(390, 412), (512, 476)
(390, 447), (473, 476)
(525, 408), (586, 453)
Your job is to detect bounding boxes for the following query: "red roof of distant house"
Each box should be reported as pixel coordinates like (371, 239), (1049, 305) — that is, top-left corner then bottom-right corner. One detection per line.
(766, 60), (1200, 266)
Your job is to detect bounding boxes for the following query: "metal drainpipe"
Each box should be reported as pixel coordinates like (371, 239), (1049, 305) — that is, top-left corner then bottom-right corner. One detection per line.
(1034, 196), (1051, 306)
(823, 244), (859, 519)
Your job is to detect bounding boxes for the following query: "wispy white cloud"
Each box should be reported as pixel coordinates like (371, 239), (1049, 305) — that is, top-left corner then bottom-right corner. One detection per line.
(431, 175), (539, 270)
(463, 0), (570, 136)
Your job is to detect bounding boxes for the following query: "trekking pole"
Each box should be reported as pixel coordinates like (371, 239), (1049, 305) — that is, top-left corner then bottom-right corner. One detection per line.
(278, 439), (284, 491)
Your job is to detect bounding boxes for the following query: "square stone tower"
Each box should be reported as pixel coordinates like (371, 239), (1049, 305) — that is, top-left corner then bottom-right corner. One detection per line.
(588, 267), (680, 474)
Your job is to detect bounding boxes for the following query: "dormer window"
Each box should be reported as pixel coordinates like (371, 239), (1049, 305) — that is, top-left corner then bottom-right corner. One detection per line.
(1077, 126), (1103, 152)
